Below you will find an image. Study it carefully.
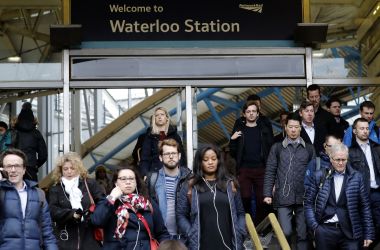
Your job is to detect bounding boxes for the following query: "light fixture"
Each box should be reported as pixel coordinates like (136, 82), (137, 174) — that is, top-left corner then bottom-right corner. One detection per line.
(7, 56), (21, 63)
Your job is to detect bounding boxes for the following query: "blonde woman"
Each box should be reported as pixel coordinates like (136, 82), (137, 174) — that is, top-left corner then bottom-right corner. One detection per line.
(48, 152), (103, 250)
(139, 107), (185, 176)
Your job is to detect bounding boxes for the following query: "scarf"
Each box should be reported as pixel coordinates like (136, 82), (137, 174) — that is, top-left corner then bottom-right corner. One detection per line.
(114, 193), (152, 239)
(61, 176), (83, 211)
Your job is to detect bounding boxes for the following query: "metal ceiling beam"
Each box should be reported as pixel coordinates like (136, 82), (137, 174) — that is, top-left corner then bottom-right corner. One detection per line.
(311, 0), (361, 5)
(0, 0), (61, 9)
(1, 23), (50, 42)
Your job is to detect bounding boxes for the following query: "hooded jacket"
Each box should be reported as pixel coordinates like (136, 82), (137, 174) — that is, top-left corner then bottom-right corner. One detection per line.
(14, 108), (47, 168)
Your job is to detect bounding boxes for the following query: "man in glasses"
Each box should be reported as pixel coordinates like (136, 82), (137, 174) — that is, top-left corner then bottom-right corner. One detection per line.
(0, 148), (57, 249)
(146, 138), (191, 240)
(304, 143), (374, 249)
(304, 135), (342, 191)
(349, 117), (380, 248)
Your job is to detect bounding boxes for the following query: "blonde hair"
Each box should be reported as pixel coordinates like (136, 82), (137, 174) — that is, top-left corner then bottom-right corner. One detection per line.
(151, 107), (171, 135)
(52, 152), (88, 184)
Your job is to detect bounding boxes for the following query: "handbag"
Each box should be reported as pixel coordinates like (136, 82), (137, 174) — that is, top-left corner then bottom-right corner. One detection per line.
(84, 178), (104, 242)
(136, 212), (159, 250)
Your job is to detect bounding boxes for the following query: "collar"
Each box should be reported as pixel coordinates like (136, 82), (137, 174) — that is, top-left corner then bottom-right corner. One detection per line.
(17, 181), (27, 192)
(334, 170), (345, 177)
(282, 137), (306, 148)
(357, 139), (370, 147)
(302, 121), (314, 129)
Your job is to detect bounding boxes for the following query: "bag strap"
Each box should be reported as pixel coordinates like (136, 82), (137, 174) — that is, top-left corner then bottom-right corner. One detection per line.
(84, 178), (95, 206)
(136, 212), (154, 240)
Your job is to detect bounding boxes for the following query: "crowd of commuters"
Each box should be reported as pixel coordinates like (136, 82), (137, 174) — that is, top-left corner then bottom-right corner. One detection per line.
(1, 84), (380, 250)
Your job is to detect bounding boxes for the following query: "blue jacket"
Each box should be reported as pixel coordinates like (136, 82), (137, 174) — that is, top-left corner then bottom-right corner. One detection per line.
(148, 166), (191, 234)
(0, 180), (58, 250)
(304, 164), (375, 240)
(176, 179), (246, 250)
(343, 120), (380, 147)
(304, 151), (331, 190)
(91, 198), (170, 250)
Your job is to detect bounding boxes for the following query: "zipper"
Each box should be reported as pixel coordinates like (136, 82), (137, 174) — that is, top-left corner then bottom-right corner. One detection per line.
(195, 188), (200, 250)
(227, 181), (238, 250)
(77, 225), (80, 250)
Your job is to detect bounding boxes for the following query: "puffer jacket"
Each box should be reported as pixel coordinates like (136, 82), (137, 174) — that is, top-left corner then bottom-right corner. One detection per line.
(139, 125), (185, 176)
(91, 198), (170, 250)
(229, 117), (274, 168)
(304, 151), (331, 191)
(263, 138), (315, 208)
(176, 179), (246, 250)
(0, 180), (58, 250)
(349, 139), (380, 193)
(304, 164), (375, 240)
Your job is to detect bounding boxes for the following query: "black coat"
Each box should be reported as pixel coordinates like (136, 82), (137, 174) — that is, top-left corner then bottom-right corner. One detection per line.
(300, 122), (327, 156)
(48, 178), (104, 250)
(229, 117), (274, 168)
(349, 140), (380, 192)
(139, 125), (185, 176)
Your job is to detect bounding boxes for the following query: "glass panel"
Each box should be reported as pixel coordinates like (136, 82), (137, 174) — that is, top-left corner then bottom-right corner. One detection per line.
(71, 55), (305, 79)
(0, 63), (62, 81)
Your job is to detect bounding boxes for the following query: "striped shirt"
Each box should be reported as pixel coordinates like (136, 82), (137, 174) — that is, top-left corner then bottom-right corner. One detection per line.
(165, 175), (177, 235)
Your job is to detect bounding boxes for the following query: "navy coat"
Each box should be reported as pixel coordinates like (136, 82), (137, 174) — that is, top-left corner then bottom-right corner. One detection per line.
(304, 164), (375, 240)
(0, 180), (58, 250)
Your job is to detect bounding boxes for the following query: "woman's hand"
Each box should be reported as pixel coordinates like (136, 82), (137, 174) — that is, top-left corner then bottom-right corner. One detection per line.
(109, 185), (123, 200)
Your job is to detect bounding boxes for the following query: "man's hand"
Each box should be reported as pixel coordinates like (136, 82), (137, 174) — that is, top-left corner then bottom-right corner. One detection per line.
(263, 197), (272, 205)
(231, 131), (242, 140)
(363, 239), (372, 247)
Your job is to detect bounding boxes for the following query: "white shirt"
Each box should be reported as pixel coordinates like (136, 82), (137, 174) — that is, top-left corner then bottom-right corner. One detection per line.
(17, 182), (28, 219)
(302, 121), (315, 143)
(359, 140), (379, 189)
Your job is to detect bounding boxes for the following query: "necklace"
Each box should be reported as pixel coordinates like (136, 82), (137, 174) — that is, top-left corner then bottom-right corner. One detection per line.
(202, 177), (216, 194)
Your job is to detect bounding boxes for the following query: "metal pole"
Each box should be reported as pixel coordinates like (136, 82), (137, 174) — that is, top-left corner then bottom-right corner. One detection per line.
(185, 86), (193, 170)
(305, 47), (313, 87)
(63, 49), (70, 153)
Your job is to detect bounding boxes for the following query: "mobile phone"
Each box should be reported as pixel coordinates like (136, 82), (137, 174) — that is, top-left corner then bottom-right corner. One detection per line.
(0, 169), (8, 179)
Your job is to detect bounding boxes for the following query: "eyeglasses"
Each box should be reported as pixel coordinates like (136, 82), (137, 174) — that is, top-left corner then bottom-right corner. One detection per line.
(162, 152), (178, 157)
(332, 158), (347, 163)
(3, 164), (23, 171)
(117, 177), (135, 182)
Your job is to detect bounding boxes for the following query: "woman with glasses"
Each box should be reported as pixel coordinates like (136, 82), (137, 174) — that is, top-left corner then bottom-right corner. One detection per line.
(91, 165), (170, 250)
(139, 107), (185, 176)
(176, 144), (246, 250)
(48, 152), (103, 250)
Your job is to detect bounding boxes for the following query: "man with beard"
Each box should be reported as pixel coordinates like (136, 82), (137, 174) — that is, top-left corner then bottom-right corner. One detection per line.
(146, 138), (191, 240)
(326, 97), (349, 140)
(229, 101), (273, 224)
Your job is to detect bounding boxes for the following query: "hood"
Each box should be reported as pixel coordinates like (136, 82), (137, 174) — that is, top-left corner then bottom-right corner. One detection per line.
(15, 108), (35, 132)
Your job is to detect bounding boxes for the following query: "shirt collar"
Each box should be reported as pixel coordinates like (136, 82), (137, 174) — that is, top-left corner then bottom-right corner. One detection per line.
(302, 121), (314, 129)
(17, 181), (27, 192)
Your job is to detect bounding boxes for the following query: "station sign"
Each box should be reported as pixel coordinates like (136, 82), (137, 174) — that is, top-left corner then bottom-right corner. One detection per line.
(71, 0), (303, 41)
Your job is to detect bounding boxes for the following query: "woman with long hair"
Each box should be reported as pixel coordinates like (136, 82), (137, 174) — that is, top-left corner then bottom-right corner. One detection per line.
(177, 144), (246, 250)
(139, 107), (185, 176)
(48, 152), (103, 250)
(91, 165), (170, 249)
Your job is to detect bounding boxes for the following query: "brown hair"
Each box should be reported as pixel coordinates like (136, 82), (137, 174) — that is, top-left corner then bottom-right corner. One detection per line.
(52, 152), (88, 184)
(158, 138), (180, 155)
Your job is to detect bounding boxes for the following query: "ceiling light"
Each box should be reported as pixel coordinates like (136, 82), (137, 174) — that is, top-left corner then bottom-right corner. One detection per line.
(7, 56), (21, 63)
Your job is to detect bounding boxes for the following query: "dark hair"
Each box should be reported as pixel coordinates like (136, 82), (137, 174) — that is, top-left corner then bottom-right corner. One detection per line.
(246, 94), (261, 102)
(279, 110), (289, 119)
(95, 165), (108, 179)
(242, 101), (260, 113)
(353, 117), (369, 129)
(158, 240), (187, 250)
(360, 101), (375, 111)
(0, 148), (27, 168)
(112, 165), (148, 198)
(191, 144), (234, 192)
(285, 112), (301, 125)
(306, 84), (320, 97)
(324, 134), (341, 143)
(325, 97), (342, 109)
(299, 100), (314, 111)
(0, 121), (8, 130)
(158, 138), (180, 155)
